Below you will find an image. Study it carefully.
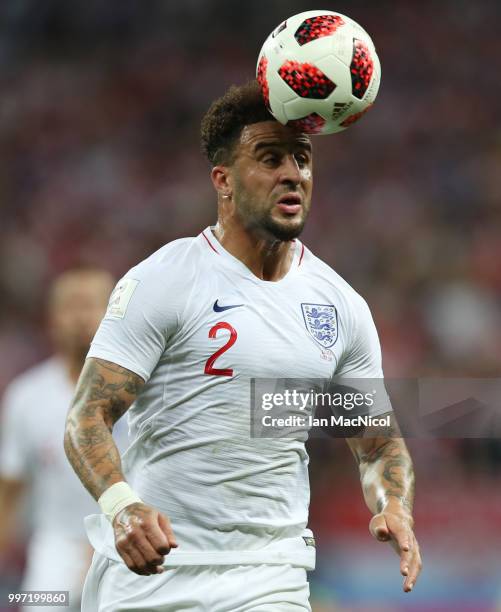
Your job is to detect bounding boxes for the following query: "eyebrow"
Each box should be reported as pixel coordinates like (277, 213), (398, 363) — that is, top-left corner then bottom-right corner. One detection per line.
(253, 140), (312, 153)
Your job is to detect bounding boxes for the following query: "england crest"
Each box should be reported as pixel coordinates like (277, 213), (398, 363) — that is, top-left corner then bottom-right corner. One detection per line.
(301, 303), (338, 349)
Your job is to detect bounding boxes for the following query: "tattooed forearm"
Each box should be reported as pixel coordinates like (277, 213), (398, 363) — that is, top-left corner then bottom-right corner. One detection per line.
(64, 358), (144, 500)
(347, 425), (415, 516)
(365, 439), (415, 514)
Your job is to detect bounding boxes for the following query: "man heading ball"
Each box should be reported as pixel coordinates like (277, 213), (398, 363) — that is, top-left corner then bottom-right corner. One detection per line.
(65, 81), (421, 611)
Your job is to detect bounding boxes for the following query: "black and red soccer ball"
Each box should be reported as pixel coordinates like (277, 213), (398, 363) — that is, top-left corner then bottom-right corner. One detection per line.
(256, 10), (381, 135)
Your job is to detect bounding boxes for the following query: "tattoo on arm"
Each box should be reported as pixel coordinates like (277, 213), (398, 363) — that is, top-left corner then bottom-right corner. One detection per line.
(64, 358), (144, 500)
(350, 423), (415, 515)
(365, 440), (415, 514)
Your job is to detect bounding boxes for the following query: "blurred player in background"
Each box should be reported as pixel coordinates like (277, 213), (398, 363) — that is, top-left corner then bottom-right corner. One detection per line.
(0, 267), (120, 612)
(64, 82), (421, 611)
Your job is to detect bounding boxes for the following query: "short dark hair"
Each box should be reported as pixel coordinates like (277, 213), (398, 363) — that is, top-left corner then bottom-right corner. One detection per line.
(200, 80), (274, 166)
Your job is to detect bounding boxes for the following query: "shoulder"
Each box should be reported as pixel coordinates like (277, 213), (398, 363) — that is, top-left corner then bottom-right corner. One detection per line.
(101, 236), (207, 330)
(111, 237), (202, 306)
(302, 246), (370, 314)
(128, 236), (200, 280)
(2, 357), (61, 408)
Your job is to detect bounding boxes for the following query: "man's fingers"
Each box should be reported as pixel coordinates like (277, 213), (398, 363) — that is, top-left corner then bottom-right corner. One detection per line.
(400, 547), (412, 576)
(388, 522), (413, 576)
(113, 505), (177, 574)
(370, 511), (422, 593)
(123, 518), (166, 565)
(158, 512), (178, 549)
(374, 512), (412, 554)
(123, 544), (150, 575)
(143, 518), (171, 555)
(115, 516), (168, 574)
(119, 549), (136, 573)
(119, 539), (164, 575)
(117, 532), (150, 575)
(403, 544), (422, 592)
(369, 514), (390, 541)
(394, 527), (411, 553)
(384, 513), (412, 553)
(393, 528), (411, 558)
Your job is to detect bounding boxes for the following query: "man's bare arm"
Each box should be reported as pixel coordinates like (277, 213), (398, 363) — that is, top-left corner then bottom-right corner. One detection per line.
(0, 477), (24, 553)
(64, 357), (142, 500)
(64, 357), (177, 576)
(346, 422), (422, 592)
(347, 425), (415, 516)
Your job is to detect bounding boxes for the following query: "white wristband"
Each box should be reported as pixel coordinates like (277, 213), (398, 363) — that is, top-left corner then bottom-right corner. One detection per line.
(98, 481), (143, 523)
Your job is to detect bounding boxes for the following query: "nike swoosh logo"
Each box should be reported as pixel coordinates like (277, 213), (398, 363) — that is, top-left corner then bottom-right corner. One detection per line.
(213, 299), (244, 312)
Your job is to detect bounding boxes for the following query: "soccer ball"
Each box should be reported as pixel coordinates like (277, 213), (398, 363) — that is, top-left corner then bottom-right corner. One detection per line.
(256, 10), (381, 135)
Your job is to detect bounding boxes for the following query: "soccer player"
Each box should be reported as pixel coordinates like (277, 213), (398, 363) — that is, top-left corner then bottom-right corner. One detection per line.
(65, 81), (422, 611)
(0, 267), (119, 612)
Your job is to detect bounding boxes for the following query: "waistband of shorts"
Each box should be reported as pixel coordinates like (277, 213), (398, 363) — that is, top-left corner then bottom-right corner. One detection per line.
(85, 514), (316, 570)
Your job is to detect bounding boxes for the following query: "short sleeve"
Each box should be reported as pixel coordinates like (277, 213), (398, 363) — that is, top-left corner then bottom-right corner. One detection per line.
(333, 295), (391, 416)
(336, 295), (384, 378)
(0, 385), (31, 480)
(87, 263), (184, 382)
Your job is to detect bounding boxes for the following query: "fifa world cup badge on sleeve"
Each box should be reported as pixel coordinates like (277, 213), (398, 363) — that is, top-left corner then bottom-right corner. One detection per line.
(106, 279), (139, 319)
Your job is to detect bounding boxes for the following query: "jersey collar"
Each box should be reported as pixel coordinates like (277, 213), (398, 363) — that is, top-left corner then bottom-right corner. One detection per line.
(199, 226), (305, 284)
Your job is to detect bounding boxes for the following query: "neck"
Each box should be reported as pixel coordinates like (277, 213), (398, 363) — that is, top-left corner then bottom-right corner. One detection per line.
(213, 218), (295, 282)
(61, 351), (86, 384)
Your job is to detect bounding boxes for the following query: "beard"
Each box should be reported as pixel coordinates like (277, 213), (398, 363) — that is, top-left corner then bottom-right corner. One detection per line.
(256, 213), (307, 241)
(233, 180), (309, 242)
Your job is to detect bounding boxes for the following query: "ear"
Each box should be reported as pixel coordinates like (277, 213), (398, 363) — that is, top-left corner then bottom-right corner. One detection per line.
(211, 165), (233, 199)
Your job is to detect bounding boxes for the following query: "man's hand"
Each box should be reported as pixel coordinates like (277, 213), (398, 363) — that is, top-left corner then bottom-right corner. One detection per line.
(369, 503), (422, 592)
(347, 423), (420, 593)
(113, 502), (178, 575)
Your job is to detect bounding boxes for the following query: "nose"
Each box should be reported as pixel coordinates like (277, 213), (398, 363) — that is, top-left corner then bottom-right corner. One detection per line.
(279, 154), (301, 186)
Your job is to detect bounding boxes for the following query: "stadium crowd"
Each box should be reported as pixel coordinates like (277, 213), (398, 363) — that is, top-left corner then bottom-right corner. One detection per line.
(1, 1), (500, 610)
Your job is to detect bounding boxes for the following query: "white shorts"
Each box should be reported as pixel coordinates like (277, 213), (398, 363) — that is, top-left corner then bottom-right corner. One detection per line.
(82, 552), (311, 612)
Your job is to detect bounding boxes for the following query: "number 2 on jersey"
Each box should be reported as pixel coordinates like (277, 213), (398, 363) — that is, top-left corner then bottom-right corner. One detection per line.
(204, 322), (237, 377)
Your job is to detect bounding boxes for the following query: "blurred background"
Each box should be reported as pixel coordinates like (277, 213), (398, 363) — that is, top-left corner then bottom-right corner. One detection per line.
(1, 0), (501, 610)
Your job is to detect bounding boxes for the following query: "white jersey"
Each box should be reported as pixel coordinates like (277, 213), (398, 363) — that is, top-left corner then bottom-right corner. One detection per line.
(0, 358), (97, 535)
(0, 357), (129, 608)
(0, 358), (97, 608)
(86, 227), (388, 569)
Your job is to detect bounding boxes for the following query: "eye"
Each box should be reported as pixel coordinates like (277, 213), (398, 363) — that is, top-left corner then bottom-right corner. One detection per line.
(295, 152), (310, 167)
(262, 154), (280, 167)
